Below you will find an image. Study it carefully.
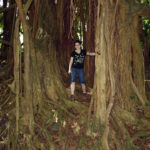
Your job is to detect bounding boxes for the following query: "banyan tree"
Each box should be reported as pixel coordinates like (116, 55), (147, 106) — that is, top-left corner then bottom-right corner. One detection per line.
(0, 0), (150, 149)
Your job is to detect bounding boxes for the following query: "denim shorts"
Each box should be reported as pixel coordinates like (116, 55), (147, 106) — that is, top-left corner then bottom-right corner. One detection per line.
(71, 67), (85, 84)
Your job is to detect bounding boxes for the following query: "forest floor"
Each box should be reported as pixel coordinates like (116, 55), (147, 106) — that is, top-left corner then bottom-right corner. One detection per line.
(66, 82), (92, 105)
(0, 64), (150, 149)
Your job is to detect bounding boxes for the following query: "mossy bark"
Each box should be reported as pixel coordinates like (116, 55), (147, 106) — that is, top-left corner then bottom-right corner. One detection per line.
(90, 0), (150, 149)
(12, 0), (68, 149)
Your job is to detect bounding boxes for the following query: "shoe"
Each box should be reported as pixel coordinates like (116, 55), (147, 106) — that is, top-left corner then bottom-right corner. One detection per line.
(70, 95), (75, 101)
(83, 92), (87, 96)
(82, 93), (87, 100)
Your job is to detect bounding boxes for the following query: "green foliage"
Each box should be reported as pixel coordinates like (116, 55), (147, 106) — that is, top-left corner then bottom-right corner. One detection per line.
(141, 0), (150, 4)
(142, 18), (150, 38)
(72, 0), (87, 41)
(140, 0), (150, 49)
(140, 17), (150, 49)
(0, 13), (4, 29)
(130, 95), (135, 100)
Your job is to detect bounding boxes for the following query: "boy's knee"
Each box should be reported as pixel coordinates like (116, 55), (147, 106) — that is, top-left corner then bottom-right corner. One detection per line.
(71, 82), (75, 85)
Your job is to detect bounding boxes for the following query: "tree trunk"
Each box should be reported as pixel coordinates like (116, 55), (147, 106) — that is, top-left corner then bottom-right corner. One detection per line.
(84, 0), (96, 87)
(9, 0), (70, 149)
(90, 0), (150, 149)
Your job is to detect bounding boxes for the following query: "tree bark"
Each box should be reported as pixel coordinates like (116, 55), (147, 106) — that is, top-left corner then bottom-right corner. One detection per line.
(15, 1), (34, 148)
(90, 0), (150, 149)
(13, 17), (20, 143)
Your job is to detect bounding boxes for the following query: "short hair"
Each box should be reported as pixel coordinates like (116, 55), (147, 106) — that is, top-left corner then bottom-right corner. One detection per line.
(74, 40), (82, 45)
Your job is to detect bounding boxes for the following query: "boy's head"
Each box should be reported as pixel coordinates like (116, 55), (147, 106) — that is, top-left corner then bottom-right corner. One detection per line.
(74, 40), (82, 50)
(74, 40), (82, 45)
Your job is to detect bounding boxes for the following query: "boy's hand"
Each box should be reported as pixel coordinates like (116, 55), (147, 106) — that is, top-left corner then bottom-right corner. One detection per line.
(96, 50), (101, 55)
(68, 70), (71, 74)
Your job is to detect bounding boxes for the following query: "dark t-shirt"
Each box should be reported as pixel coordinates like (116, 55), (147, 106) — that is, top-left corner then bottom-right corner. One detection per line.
(71, 49), (86, 69)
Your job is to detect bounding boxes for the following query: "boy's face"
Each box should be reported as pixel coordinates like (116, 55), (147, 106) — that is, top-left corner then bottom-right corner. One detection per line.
(75, 42), (81, 49)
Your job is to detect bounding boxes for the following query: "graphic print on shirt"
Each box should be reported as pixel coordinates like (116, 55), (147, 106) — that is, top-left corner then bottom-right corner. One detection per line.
(71, 50), (86, 69)
(74, 54), (85, 65)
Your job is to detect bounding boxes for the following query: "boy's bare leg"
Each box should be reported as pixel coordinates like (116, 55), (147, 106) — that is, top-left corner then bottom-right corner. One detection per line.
(81, 83), (86, 93)
(71, 82), (75, 95)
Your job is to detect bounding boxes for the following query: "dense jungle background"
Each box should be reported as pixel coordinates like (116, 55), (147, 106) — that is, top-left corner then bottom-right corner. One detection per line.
(0, 0), (150, 150)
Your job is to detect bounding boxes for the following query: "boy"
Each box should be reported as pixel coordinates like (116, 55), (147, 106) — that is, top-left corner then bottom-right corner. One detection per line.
(68, 40), (101, 101)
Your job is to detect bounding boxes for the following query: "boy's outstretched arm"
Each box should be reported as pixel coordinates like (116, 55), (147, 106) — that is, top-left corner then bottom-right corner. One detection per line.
(86, 50), (101, 56)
